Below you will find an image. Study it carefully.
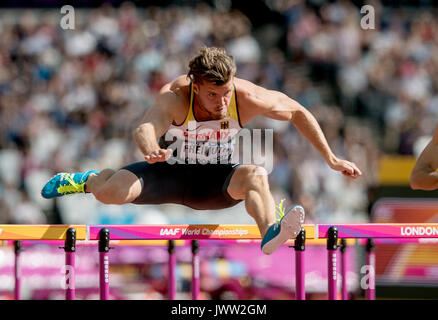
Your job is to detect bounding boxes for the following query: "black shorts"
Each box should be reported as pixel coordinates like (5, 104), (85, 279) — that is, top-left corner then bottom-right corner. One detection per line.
(120, 162), (243, 210)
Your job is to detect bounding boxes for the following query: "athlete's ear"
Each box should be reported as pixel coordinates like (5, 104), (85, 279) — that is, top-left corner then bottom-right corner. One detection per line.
(193, 83), (200, 95)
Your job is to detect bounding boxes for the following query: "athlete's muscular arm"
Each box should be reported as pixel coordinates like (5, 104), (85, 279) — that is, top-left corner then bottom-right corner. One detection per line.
(410, 125), (438, 190)
(133, 83), (181, 164)
(238, 80), (361, 178)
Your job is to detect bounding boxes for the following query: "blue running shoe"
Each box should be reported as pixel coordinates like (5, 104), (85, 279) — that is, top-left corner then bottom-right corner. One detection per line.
(41, 170), (100, 199)
(261, 200), (305, 255)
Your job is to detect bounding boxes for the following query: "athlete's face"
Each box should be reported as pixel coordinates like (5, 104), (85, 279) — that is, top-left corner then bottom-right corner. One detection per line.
(193, 79), (234, 120)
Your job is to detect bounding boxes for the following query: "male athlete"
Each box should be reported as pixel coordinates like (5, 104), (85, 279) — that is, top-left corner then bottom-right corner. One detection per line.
(410, 125), (438, 190)
(42, 47), (362, 255)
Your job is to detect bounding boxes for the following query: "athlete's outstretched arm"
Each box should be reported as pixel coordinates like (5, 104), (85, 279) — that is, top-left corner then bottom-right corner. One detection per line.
(242, 82), (361, 178)
(410, 126), (438, 190)
(133, 84), (181, 164)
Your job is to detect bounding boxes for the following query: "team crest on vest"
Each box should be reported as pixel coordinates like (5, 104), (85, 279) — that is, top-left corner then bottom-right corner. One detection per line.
(220, 121), (229, 130)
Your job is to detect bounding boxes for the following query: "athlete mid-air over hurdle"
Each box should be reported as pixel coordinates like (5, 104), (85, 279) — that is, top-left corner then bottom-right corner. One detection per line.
(41, 47), (362, 255)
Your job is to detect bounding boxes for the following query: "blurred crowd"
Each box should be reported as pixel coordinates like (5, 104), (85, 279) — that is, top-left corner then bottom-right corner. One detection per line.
(0, 0), (436, 225)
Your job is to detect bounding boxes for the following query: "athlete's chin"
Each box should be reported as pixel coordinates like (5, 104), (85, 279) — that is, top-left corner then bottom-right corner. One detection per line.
(213, 110), (228, 119)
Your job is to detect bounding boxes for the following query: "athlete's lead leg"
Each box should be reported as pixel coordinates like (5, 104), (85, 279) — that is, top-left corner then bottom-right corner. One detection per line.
(41, 167), (142, 205)
(86, 169), (142, 204)
(227, 165), (276, 236)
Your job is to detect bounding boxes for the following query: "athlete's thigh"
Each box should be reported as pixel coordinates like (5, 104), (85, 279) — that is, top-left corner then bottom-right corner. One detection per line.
(121, 161), (185, 205)
(183, 163), (243, 210)
(102, 168), (143, 202)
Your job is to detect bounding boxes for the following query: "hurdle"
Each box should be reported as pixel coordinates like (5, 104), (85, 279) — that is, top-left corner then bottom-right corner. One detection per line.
(88, 224), (316, 300)
(4, 223), (438, 300)
(0, 225), (87, 300)
(317, 223), (438, 300)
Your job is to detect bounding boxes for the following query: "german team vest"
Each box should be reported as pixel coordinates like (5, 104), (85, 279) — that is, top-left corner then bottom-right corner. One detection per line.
(159, 82), (243, 164)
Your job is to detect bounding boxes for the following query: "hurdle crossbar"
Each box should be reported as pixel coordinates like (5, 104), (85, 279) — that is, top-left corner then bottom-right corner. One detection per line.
(88, 224), (316, 240)
(4, 224), (435, 241)
(7, 223), (438, 301)
(0, 225), (87, 240)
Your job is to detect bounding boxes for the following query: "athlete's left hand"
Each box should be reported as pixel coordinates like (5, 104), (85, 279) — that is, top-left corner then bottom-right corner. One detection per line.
(329, 158), (362, 179)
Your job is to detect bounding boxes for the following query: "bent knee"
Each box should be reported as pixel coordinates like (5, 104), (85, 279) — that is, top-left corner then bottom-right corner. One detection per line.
(228, 165), (269, 199)
(94, 185), (139, 205)
(242, 165), (269, 188)
(94, 188), (121, 205)
(236, 164), (268, 176)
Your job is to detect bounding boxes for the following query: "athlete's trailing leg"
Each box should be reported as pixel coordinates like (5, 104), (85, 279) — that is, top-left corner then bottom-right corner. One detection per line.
(227, 164), (305, 255)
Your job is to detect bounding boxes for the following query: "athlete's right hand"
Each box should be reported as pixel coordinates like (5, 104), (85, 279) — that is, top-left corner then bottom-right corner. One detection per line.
(144, 149), (173, 164)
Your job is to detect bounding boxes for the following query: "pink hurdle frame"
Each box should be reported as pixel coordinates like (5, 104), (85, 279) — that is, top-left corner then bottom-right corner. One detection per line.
(86, 223), (438, 301)
(168, 240), (176, 300)
(99, 228), (111, 300)
(327, 227), (338, 300)
(64, 228), (76, 300)
(294, 228), (306, 300)
(365, 239), (376, 300)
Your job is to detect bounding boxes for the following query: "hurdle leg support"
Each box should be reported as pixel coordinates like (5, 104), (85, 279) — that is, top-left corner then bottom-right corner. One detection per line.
(294, 228), (306, 300)
(327, 226), (338, 300)
(168, 240), (176, 300)
(191, 240), (200, 300)
(340, 239), (348, 300)
(64, 228), (76, 300)
(365, 238), (376, 300)
(14, 241), (22, 300)
(99, 228), (111, 300)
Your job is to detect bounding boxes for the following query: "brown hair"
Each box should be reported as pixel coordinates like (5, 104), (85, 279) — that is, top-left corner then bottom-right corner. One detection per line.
(187, 47), (236, 85)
